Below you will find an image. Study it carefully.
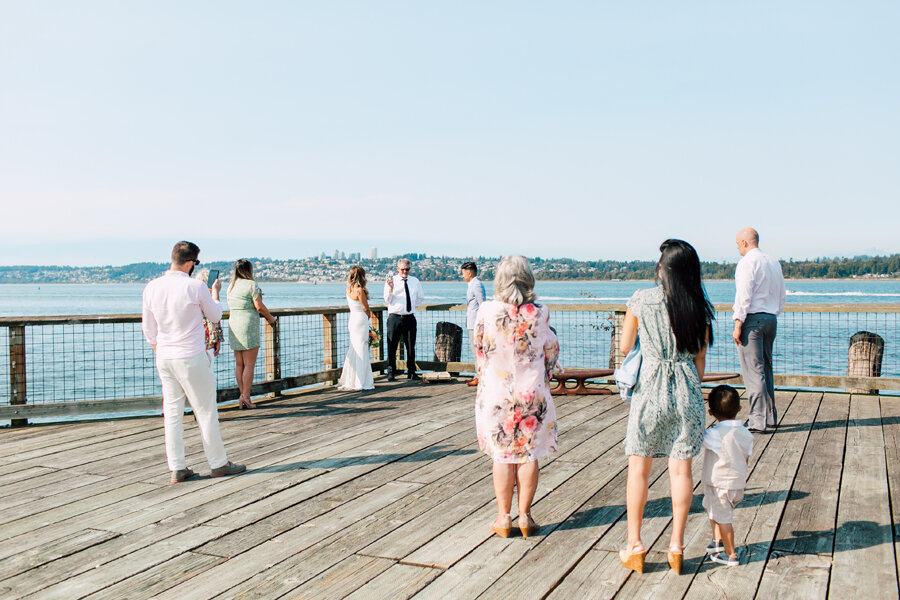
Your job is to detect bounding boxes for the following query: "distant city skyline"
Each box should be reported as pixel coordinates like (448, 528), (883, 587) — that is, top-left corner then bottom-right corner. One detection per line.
(2, 2), (898, 266)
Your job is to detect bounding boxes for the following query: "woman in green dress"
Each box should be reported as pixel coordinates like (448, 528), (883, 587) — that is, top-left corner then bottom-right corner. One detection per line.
(226, 260), (277, 409)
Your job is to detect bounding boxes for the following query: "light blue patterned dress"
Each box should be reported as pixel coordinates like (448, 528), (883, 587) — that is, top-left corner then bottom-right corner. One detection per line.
(624, 287), (705, 460)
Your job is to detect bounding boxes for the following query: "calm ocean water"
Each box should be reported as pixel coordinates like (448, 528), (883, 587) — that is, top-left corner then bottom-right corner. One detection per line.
(2, 279), (900, 317)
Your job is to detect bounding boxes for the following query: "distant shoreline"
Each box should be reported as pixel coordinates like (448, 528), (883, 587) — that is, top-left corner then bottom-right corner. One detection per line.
(3, 277), (900, 285)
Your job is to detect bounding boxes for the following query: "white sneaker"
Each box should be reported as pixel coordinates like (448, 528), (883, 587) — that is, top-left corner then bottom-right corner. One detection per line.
(706, 539), (724, 554)
(709, 551), (739, 566)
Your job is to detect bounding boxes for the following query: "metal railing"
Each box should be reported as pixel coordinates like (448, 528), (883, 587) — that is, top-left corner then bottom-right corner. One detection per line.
(1, 303), (898, 424)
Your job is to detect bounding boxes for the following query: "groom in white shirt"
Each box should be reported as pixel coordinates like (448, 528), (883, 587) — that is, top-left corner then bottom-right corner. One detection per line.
(142, 241), (246, 482)
(733, 228), (786, 434)
(384, 258), (425, 381)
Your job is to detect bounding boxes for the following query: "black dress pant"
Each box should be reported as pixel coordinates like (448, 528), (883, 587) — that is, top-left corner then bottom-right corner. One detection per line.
(386, 313), (417, 375)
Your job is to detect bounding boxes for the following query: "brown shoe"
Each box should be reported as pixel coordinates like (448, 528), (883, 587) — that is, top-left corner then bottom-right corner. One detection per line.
(170, 467), (197, 483)
(210, 461), (246, 477)
(467, 378), (479, 387)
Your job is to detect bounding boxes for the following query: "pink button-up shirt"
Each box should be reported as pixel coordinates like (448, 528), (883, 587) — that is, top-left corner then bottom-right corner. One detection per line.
(142, 270), (222, 360)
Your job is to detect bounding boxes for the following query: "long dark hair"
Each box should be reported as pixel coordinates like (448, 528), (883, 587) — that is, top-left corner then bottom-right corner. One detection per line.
(657, 239), (714, 354)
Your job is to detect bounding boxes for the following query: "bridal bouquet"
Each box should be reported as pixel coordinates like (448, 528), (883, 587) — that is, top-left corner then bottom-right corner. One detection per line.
(368, 326), (381, 348)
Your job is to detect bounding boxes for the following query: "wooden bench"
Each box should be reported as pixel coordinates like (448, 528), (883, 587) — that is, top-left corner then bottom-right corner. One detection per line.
(550, 369), (615, 395)
(550, 370), (740, 397)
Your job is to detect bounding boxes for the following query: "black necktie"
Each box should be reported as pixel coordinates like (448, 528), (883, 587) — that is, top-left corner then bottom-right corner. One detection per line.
(404, 278), (412, 312)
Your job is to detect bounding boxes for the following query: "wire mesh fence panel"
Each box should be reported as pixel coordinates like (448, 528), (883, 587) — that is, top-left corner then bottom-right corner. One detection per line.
(16, 322), (159, 405)
(1, 305), (898, 408)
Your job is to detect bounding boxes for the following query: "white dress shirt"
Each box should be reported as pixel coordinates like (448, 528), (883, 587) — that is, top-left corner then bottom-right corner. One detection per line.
(732, 248), (786, 323)
(142, 270), (223, 360)
(702, 420), (754, 490)
(383, 274), (424, 315)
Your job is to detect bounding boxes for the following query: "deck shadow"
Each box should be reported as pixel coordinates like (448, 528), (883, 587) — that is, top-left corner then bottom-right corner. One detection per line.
(777, 415), (897, 432)
(251, 445), (477, 472)
(548, 490), (809, 533)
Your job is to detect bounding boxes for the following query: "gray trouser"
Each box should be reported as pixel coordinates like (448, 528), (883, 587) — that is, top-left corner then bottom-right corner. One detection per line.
(738, 313), (778, 430)
(468, 329), (478, 374)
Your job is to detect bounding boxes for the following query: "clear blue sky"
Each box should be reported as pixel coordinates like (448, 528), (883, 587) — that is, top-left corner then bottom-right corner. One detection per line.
(1, 1), (898, 266)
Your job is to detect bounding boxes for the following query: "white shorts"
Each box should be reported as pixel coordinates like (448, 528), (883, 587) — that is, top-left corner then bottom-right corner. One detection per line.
(702, 485), (744, 524)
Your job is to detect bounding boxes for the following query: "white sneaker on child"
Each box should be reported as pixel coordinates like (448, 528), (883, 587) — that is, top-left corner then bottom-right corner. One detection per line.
(709, 551), (740, 566)
(705, 539), (724, 554)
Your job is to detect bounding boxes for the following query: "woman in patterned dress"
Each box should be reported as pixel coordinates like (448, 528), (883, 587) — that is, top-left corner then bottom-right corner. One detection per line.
(474, 256), (559, 539)
(618, 239), (714, 574)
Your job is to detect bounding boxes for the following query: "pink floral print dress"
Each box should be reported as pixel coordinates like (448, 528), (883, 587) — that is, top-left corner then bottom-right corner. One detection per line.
(474, 301), (560, 464)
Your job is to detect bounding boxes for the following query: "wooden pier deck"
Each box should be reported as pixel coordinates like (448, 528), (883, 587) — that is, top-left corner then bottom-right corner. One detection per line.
(1, 380), (898, 599)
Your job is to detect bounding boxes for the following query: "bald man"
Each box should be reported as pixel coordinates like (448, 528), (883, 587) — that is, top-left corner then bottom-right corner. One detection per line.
(733, 228), (786, 433)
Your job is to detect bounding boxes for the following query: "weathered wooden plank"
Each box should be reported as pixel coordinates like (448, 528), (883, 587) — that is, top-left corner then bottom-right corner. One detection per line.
(155, 481), (423, 599)
(85, 551), (226, 600)
(343, 563), (441, 600)
(0, 469), (327, 594)
(0, 481), (160, 541)
(0, 528), (120, 582)
(7, 525), (229, 600)
(770, 392), (849, 555)
(829, 394), (898, 600)
(755, 552), (832, 599)
(283, 555), (395, 599)
(881, 395), (900, 587)
(544, 549), (626, 600)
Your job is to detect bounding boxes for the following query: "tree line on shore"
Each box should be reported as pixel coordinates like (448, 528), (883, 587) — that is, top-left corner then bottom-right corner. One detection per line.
(1, 254), (898, 284)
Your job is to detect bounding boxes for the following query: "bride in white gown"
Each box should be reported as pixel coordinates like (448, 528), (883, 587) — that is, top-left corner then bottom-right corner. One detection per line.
(337, 266), (375, 390)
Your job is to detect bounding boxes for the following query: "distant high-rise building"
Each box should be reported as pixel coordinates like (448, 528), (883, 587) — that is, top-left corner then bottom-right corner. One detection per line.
(319, 252), (326, 260)
(370, 247), (377, 260)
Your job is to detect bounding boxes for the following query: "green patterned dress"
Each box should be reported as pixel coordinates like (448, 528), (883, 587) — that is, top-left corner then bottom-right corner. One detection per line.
(624, 286), (705, 460)
(226, 279), (262, 351)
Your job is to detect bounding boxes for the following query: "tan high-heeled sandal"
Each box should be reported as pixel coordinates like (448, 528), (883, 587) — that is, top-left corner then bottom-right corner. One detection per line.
(490, 514), (512, 538)
(239, 395), (257, 410)
(619, 541), (646, 573)
(518, 513), (538, 539)
(667, 544), (685, 574)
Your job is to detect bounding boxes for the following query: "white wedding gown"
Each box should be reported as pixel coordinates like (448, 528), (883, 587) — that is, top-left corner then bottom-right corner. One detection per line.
(337, 295), (375, 390)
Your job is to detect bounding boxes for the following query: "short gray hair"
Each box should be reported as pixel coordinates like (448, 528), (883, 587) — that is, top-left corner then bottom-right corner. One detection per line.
(494, 255), (536, 305)
(397, 258), (411, 269)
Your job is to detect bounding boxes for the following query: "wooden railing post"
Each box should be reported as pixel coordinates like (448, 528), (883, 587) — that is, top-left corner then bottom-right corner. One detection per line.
(9, 325), (27, 427)
(610, 309), (626, 369)
(264, 318), (281, 396)
(322, 312), (339, 384)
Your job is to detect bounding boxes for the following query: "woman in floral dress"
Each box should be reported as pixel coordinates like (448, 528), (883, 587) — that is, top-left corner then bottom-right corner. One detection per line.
(617, 239), (714, 575)
(474, 255), (559, 539)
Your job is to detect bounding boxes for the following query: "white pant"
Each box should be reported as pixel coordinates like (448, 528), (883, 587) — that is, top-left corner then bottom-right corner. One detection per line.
(156, 351), (228, 471)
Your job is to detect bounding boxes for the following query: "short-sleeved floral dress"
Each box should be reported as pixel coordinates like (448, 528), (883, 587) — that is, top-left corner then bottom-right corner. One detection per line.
(624, 286), (705, 460)
(474, 301), (560, 464)
(227, 279), (263, 351)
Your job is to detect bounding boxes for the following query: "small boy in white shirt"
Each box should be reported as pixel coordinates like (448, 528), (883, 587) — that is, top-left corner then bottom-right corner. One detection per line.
(702, 385), (754, 566)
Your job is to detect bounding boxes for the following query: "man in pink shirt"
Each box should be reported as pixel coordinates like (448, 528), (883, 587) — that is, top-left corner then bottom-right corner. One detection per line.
(142, 241), (245, 483)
